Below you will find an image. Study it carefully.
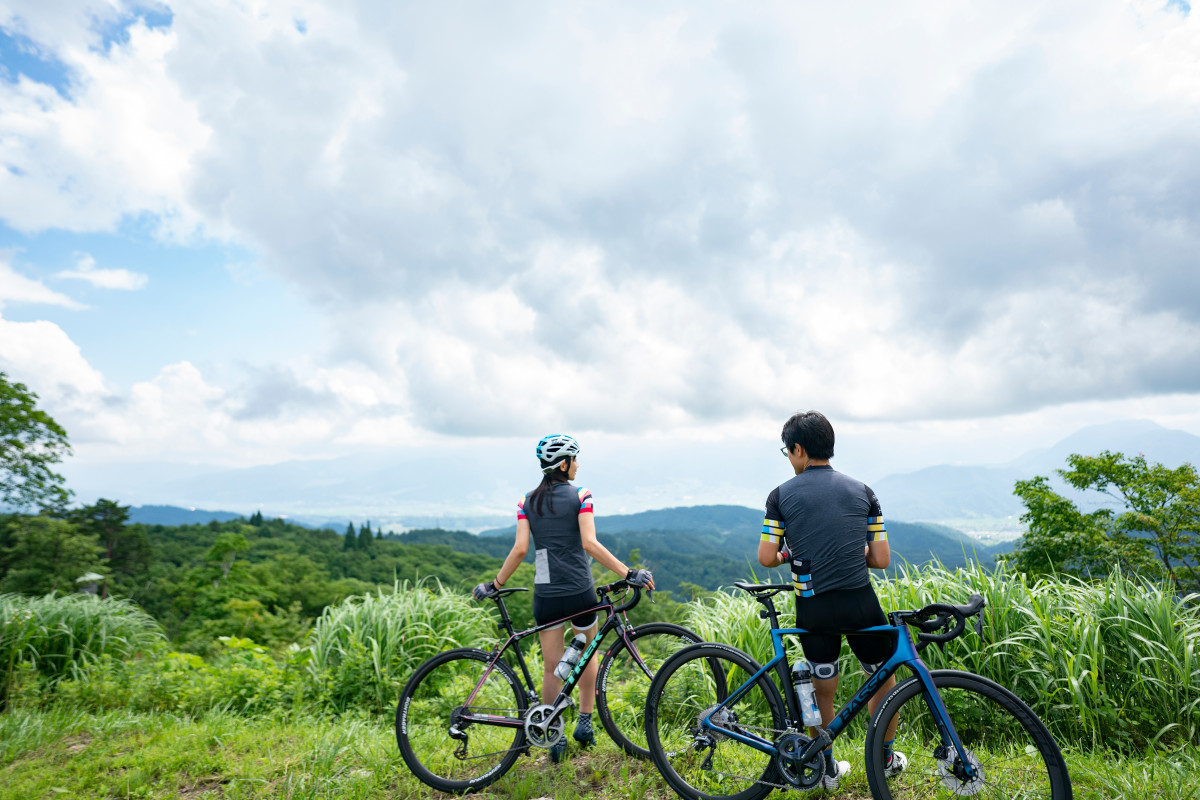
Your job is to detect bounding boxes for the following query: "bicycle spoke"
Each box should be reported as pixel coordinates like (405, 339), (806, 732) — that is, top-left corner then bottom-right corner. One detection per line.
(598, 624), (703, 759)
(397, 649), (527, 793)
(867, 673), (1070, 800)
(647, 645), (784, 800)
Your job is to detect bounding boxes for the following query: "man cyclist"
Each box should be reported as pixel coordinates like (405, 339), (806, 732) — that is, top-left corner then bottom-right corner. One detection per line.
(756, 411), (905, 791)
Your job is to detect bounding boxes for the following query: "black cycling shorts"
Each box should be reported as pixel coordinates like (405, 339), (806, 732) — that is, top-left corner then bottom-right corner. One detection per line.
(795, 584), (895, 666)
(533, 587), (598, 631)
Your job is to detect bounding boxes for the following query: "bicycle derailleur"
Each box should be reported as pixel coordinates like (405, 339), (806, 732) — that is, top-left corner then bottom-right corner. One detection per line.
(448, 706), (471, 760)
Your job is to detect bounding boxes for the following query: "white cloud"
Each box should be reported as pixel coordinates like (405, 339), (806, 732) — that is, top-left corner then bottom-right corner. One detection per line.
(3, 0), (1200, 459)
(0, 14), (209, 235)
(56, 253), (148, 290)
(0, 315), (106, 401)
(0, 253), (84, 309)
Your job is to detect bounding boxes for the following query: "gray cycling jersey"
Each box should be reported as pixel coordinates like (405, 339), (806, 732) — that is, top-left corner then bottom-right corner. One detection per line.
(519, 482), (595, 598)
(760, 465), (887, 597)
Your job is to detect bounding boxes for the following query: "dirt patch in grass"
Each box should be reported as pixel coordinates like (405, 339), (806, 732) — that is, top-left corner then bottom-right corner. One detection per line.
(177, 778), (226, 798)
(62, 733), (93, 755)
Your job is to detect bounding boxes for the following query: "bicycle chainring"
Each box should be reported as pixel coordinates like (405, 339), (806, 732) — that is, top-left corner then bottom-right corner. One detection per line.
(523, 703), (565, 749)
(774, 732), (825, 789)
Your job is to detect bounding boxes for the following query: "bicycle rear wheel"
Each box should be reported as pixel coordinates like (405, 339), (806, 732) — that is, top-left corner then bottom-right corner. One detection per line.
(645, 643), (786, 800)
(865, 670), (1071, 799)
(597, 622), (715, 759)
(396, 648), (528, 794)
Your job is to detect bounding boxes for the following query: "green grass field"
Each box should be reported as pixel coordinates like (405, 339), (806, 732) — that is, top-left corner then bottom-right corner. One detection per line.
(4, 567), (1199, 798)
(1, 708), (1197, 800)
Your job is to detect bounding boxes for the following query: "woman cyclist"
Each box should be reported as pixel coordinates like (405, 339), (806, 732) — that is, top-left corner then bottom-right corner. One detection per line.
(474, 434), (654, 762)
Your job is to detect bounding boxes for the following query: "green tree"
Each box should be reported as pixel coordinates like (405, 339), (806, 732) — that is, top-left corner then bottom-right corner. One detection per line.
(342, 522), (357, 551)
(69, 499), (152, 596)
(207, 531), (250, 585)
(0, 372), (71, 511)
(0, 515), (106, 594)
(1010, 451), (1200, 591)
(358, 521), (374, 551)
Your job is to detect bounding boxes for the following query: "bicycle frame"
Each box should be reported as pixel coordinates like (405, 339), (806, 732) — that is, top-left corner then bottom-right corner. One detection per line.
(700, 619), (979, 780)
(458, 586), (650, 730)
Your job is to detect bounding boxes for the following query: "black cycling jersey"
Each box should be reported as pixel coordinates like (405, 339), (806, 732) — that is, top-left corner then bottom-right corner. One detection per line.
(761, 465), (887, 597)
(519, 482), (595, 598)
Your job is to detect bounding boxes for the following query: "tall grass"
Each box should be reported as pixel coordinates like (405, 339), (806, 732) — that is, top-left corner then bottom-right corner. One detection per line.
(0, 593), (163, 709)
(683, 563), (1200, 750)
(303, 578), (494, 713)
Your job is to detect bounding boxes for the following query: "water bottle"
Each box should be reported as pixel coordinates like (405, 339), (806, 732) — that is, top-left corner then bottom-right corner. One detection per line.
(553, 634), (588, 680)
(792, 662), (822, 727)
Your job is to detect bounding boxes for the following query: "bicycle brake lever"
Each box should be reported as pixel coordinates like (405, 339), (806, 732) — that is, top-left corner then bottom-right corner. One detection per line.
(648, 589), (655, 603)
(974, 614), (984, 638)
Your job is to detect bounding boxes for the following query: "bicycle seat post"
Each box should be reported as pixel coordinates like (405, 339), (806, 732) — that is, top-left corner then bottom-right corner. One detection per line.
(757, 593), (783, 630)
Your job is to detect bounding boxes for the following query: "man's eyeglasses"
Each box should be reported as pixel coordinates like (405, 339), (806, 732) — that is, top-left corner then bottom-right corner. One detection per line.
(780, 446), (790, 457)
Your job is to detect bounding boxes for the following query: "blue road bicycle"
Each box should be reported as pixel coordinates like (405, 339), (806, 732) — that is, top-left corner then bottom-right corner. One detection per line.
(644, 581), (1071, 800)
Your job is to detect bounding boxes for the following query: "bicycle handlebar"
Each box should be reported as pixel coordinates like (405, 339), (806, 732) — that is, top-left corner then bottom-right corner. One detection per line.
(481, 580), (647, 614)
(597, 579), (649, 613)
(903, 592), (986, 646)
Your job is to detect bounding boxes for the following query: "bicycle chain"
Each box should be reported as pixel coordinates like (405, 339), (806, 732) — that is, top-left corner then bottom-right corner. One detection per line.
(450, 706), (529, 762)
(679, 720), (810, 792)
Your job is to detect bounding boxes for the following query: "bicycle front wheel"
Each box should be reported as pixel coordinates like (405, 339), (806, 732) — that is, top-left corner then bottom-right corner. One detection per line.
(645, 643), (786, 800)
(597, 622), (715, 760)
(396, 648), (528, 794)
(865, 670), (1071, 800)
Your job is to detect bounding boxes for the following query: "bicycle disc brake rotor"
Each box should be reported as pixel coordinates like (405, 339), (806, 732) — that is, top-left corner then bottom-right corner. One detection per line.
(937, 745), (985, 796)
(697, 704), (738, 742)
(774, 732), (824, 790)
(523, 703), (565, 749)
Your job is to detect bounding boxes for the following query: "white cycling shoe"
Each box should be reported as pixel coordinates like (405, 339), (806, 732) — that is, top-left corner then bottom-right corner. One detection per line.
(884, 750), (908, 778)
(821, 759), (851, 791)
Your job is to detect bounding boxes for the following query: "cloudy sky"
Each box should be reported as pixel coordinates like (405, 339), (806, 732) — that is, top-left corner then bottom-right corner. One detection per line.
(2, 0), (1199, 516)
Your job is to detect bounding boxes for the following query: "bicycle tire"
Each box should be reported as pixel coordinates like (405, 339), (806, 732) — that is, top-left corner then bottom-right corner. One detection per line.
(396, 648), (528, 794)
(597, 622), (715, 760)
(865, 669), (1072, 800)
(645, 643), (786, 800)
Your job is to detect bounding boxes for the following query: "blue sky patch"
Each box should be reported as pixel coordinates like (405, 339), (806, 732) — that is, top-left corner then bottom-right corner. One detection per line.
(0, 221), (319, 392)
(0, 27), (73, 96)
(94, 4), (175, 53)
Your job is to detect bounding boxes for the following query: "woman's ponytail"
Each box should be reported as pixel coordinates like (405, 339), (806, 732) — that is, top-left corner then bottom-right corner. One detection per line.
(527, 457), (573, 515)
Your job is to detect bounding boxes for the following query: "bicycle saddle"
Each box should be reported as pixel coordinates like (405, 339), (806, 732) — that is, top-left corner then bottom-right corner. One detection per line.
(733, 581), (792, 598)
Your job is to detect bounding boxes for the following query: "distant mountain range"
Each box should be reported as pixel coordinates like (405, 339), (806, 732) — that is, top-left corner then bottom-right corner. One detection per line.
(129, 505), (250, 527)
(126, 502), (1005, 594)
(400, 505), (1005, 595)
(71, 419), (1200, 531)
(874, 420), (1200, 523)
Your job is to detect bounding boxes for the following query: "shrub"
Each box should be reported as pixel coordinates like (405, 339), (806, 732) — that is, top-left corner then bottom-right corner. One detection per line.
(684, 563), (1200, 750)
(0, 593), (163, 709)
(302, 578), (493, 714)
(55, 636), (305, 715)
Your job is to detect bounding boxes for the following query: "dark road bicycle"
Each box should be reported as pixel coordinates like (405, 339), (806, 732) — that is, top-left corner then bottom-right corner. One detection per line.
(644, 581), (1072, 800)
(396, 578), (713, 793)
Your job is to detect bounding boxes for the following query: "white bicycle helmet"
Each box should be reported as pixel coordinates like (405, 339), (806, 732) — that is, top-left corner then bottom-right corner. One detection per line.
(536, 434), (580, 473)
